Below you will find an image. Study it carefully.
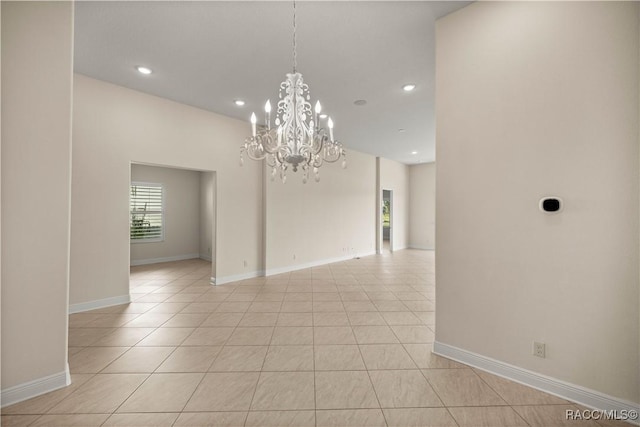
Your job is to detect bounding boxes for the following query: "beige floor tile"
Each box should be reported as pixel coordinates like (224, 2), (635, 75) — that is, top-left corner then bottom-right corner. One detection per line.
(315, 371), (379, 409)
(414, 311), (435, 326)
(49, 374), (147, 413)
(474, 369), (570, 405)
(123, 312), (174, 327)
(225, 293), (257, 302)
(245, 410), (315, 426)
(209, 345), (268, 371)
(239, 312), (278, 326)
(390, 325), (435, 343)
(283, 292), (313, 301)
(448, 406), (529, 426)
(201, 312), (244, 327)
(373, 301), (409, 312)
(136, 327), (195, 346)
(2, 374), (94, 415)
(313, 301), (345, 312)
(109, 302), (158, 314)
(369, 370), (442, 408)
(102, 346), (174, 373)
(68, 347), (129, 373)
(181, 327), (233, 346)
(352, 325), (399, 344)
(86, 313), (141, 327)
(227, 327), (274, 345)
(254, 292), (286, 302)
(513, 405), (600, 426)
(156, 346), (221, 372)
(277, 312), (313, 326)
(164, 293), (201, 302)
(251, 371), (315, 410)
(248, 301), (282, 312)
(68, 327), (116, 346)
(422, 369), (506, 406)
(161, 313), (209, 327)
(314, 326), (357, 345)
(184, 372), (259, 411)
(118, 373), (204, 413)
(381, 311), (423, 325)
(263, 345), (314, 371)
(30, 414), (109, 426)
(173, 412), (247, 427)
(314, 345), (366, 370)
(383, 408), (457, 427)
(147, 302), (190, 313)
(359, 344), (417, 369)
(313, 312), (350, 326)
(181, 302), (220, 313)
(312, 292), (341, 301)
(90, 328), (155, 346)
(271, 326), (314, 345)
(280, 301), (313, 312)
(403, 300), (435, 311)
(316, 409), (386, 426)
(102, 412), (179, 426)
(0, 415), (41, 426)
(348, 312), (387, 326)
(215, 301), (252, 312)
(404, 344), (467, 369)
(366, 291), (398, 301)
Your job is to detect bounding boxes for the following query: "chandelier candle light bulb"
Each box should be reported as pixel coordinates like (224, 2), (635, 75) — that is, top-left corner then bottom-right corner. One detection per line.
(239, 0), (346, 183)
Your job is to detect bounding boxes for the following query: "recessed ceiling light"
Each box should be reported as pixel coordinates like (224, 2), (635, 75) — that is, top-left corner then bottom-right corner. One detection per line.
(402, 84), (416, 92)
(136, 66), (152, 75)
(411, 151), (418, 155)
(319, 114), (328, 119)
(234, 99), (246, 107)
(398, 129), (406, 133)
(353, 99), (367, 106)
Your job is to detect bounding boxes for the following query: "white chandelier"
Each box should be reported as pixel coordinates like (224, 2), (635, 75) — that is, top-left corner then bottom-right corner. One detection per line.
(240, 1), (346, 184)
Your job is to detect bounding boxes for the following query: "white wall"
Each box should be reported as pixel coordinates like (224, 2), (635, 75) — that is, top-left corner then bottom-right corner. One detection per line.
(409, 162), (435, 250)
(1, 1), (73, 399)
(265, 150), (376, 274)
(70, 75), (263, 305)
(199, 171), (215, 265)
(130, 164), (201, 265)
(379, 157), (409, 251)
(436, 1), (639, 404)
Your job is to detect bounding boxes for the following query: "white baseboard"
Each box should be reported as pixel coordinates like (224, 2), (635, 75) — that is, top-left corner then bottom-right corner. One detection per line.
(266, 251), (377, 276)
(1, 364), (71, 408)
(69, 294), (131, 314)
(210, 276), (216, 285)
(200, 254), (212, 262)
(130, 253), (200, 266)
(433, 341), (640, 424)
(216, 270), (265, 285)
(408, 245), (435, 250)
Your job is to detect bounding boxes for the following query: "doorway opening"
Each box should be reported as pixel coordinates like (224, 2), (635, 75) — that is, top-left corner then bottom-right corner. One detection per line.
(382, 189), (393, 253)
(128, 163), (217, 294)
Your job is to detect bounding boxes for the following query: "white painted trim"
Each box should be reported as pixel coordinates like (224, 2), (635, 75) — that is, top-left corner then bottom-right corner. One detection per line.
(433, 341), (640, 424)
(130, 253), (200, 266)
(1, 365), (71, 408)
(266, 251), (377, 276)
(408, 245), (435, 251)
(210, 276), (216, 285)
(199, 254), (212, 262)
(216, 270), (265, 285)
(68, 294), (131, 314)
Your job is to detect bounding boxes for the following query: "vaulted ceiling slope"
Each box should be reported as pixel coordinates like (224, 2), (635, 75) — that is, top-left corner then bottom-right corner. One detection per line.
(74, 1), (470, 164)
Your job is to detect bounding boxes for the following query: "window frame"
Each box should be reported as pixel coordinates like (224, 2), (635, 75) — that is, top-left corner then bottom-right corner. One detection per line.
(130, 181), (165, 243)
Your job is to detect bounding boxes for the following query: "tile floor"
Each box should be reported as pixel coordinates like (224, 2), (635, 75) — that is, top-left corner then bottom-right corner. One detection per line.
(2, 250), (630, 426)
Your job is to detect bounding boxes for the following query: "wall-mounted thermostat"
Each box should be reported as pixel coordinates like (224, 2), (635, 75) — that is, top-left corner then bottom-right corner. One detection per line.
(539, 197), (563, 214)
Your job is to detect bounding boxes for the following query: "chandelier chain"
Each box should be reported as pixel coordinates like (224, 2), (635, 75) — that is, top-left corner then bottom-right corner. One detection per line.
(292, 0), (297, 73)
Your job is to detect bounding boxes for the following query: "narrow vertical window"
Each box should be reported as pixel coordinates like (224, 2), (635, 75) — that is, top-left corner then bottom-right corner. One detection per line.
(130, 182), (164, 242)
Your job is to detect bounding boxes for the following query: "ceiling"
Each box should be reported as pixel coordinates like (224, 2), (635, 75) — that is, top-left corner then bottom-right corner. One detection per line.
(74, 1), (471, 165)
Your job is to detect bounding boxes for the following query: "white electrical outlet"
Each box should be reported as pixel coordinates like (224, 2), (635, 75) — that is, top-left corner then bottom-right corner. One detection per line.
(533, 341), (546, 358)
